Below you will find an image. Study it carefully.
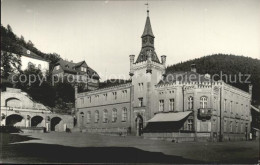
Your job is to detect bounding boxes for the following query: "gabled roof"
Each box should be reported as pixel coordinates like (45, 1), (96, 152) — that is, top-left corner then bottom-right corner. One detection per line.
(142, 16), (154, 38)
(54, 59), (100, 79)
(21, 47), (49, 62)
(158, 71), (212, 85)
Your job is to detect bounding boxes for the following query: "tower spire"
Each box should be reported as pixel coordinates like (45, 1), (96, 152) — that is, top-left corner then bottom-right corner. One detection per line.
(135, 5), (160, 64)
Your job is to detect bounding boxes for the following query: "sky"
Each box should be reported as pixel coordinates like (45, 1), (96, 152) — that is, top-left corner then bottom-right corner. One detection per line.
(1, 0), (260, 80)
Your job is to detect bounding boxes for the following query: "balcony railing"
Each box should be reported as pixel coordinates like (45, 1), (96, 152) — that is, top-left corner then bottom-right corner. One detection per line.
(198, 108), (213, 118)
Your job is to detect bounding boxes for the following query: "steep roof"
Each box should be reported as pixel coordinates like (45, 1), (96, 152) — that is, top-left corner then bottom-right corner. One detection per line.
(142, 16), (154, 38)
(55, 59), (100, 79)
(21, 47), (49, 62)
(158, 71), (212, 85)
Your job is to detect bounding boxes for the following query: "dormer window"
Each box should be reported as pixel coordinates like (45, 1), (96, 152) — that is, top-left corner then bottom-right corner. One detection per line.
(27, 50), (30, 54)
(81, 67), (87, 72)
(55, 65), (60, 70)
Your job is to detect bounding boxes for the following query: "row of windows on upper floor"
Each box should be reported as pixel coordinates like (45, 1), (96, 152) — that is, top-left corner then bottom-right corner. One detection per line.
(80, 108), (128, 124)
(158, 96), (250, 115)
(223, 99), (249, 116)
(79, 90), (128, 105)
(28, 62), (42, 70)
(158, 96), (207, 112)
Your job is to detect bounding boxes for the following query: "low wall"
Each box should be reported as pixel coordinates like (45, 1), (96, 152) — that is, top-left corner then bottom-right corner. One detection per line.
(20, 127), (45, 133)
(223, 133), (247, 141)
(82, 127), (130, 136)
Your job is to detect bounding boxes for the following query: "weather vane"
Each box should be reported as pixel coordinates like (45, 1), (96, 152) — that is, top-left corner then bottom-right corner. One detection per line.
(145, 2), (149, 16)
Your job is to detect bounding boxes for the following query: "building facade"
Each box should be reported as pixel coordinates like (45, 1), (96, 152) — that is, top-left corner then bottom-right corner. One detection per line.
(52, 59), (100, 90)
(20, 47), (50, 74)
(0, 88), (73, 132)
(75, 10), (252, 141)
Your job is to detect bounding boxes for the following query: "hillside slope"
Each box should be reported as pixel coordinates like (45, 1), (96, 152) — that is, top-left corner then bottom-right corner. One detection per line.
(167, 54), (260, 105)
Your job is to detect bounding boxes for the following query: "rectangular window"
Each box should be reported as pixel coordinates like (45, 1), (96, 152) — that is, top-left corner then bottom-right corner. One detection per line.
(89, 96), (91, 103)
(113, 92), (117, 100)
(80, 98), (84, 105)
(122, 90), (127, 98)
(187, 119), (193, 131)
(138, 83), (144, 91)
(139, 98), (143, 107)
(224, 120), (227, 132)
(169, 99), (174, 111)
(87, 112), (91, 123)
(159, 100), (164, 112)
(230, 121), (233, 133)
(104, 93), (107, 101)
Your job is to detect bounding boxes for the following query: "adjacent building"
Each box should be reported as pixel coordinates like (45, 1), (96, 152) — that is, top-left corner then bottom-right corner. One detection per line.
(75, 10), (252, 141)
(0, 88), (73, 132)
(20, 47), (50, 74)
(52, 59), (100, 90)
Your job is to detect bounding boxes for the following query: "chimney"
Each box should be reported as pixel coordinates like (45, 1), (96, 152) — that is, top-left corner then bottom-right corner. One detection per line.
(191, 64), (197, 73)
(129, 55), (135, 76)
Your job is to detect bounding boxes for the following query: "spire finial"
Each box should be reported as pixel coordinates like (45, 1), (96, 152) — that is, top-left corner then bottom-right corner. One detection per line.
(145, 3), (149, 16)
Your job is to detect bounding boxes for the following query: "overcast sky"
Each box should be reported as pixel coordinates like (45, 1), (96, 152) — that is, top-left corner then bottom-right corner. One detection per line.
(1, 0), (260, 80)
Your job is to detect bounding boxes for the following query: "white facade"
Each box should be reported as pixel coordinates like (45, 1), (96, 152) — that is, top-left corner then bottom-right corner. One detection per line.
(20, 55), (49, 74)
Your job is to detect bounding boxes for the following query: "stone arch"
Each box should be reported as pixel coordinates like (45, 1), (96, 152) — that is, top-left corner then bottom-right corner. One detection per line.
(51, 117), (62, 131)
(31, 115), (44, 127)
(5, 97), (22, 108)
(6, 114), (24, 126)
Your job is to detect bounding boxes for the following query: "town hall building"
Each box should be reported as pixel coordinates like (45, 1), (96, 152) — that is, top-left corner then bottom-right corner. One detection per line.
(75, 10), (252, 142)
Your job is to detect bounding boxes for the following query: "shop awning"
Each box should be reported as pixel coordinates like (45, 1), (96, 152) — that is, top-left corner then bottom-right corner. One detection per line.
(147, 111), (192, 123)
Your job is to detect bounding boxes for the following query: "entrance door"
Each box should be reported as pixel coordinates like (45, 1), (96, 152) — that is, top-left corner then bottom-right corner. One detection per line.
(136, 116), (143, 136)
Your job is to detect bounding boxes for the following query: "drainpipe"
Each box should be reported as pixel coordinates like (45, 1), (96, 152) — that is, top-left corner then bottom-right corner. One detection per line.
(219, 85), (223, 142)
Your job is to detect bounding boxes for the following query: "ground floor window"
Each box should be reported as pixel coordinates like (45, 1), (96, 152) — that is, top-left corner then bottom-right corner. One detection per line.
(187, 118), (193, 131)
(122, 108), (127, 122)
(112, 109), (117, 122)
(87, 111), (91, 123)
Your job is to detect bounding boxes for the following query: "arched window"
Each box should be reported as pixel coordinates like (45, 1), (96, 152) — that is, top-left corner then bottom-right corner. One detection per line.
(86, 111), (91, 123)
(95, 110), (99, 123)
(28, 62), (33, 68)
(112, 109), (117, 122)
(188, 96), (194, 110)
(103, 109), (108, 123)
(122, 108), (127, 122)
(200, 96), (208, 108)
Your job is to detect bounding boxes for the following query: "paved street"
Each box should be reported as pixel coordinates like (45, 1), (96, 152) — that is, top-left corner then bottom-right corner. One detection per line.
(1, 132), (259, 164)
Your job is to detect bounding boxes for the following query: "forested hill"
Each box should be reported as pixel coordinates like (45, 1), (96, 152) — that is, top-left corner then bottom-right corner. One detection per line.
(167, 54), (260, 105)
(1, 24), (61, 67)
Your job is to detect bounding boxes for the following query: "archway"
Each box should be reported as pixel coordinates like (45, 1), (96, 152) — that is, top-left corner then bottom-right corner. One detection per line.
(51, 117), (62, 131)
(136, 115), (143, 136)
(5, 97), (22, 108)
(31, 116), (43, 127)
(6, 114), (24, 126)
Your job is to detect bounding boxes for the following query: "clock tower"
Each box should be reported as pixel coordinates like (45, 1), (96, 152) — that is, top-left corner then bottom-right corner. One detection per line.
(129, 8), (167, 135)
